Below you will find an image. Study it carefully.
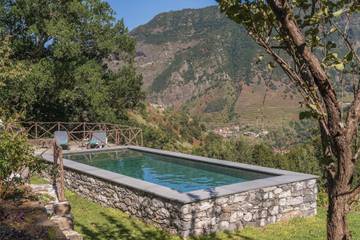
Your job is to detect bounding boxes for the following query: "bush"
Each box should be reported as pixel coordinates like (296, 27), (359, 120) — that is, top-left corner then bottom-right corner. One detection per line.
(204, 98), (227, 113)
(0, 121), (41, 199)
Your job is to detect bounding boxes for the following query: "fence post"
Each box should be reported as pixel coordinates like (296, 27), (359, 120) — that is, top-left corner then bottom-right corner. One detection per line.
(53, 142), (65, 202)
(115, 129), (119, 145)
(140, 130), (143, 146)
(35, 122), (38, 139)
(83, 123), (86, 142)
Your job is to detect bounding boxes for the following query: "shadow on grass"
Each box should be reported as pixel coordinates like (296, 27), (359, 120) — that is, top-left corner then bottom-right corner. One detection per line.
(192, 231), (257, 240)
(76, 211), (173, 240)
(75, 210), (259, 240)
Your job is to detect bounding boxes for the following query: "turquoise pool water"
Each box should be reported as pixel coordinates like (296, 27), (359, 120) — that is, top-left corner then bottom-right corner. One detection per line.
(65, 149), (273, 193)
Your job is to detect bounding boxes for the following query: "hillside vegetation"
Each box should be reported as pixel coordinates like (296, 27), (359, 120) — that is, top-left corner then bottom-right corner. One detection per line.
(131, 6), (302, 125)
(131, 7), (359, 127)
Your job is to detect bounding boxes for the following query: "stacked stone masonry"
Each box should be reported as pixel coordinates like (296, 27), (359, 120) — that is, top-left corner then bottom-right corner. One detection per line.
(55, 167), (317, 238)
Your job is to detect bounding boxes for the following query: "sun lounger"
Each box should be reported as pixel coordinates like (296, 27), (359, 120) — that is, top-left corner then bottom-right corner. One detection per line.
(88, 131), (107, 148)
(54, 131), (69, 150)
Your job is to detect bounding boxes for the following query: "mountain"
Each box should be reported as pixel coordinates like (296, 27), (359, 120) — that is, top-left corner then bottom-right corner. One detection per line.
(130, 6), (303, 127)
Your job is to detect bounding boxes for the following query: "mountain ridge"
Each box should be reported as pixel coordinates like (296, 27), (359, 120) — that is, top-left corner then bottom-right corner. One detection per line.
(130, 6), (302, 126)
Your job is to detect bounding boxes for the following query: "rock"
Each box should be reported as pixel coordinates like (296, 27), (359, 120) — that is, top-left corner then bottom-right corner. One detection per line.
(260, 218), (266, 226)
(269, 206), (279, 215)
(63, 230), (83, 240)
(50, 215), (73, 231)
(232, 194), (247, 202)
(229, 212), (239, 222)
(152, 198), (164, 208)
(54, 201), (71, 216)
(159, 208), (170, 217)
(260, 210), (268, 218)
(274, 188), (283, 195)
(279, 198), (287, 206)
(198, 201), (212, 211)
(219, 221), (229, 230)
(294, 182), (305, 191)
(243, 212), (252, 222)
(289, 197), (303, 205)
(279, 210), (302, 221)
(306, 179), (317, 188)
(279, 190), (291, 198)
(181, 205), (191, 214)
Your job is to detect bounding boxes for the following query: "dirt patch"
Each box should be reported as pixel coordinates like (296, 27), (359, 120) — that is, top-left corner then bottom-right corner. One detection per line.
(0, 187), (66, 240)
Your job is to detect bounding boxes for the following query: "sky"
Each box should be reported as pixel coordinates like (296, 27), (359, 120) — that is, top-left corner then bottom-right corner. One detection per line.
(106, 0), (217, 30)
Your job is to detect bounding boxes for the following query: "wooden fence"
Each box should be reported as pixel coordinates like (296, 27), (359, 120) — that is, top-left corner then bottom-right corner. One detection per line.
(9, 122), (143, 147)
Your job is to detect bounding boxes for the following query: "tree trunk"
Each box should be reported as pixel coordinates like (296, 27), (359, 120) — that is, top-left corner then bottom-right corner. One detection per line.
(326, 148), (353, 240)
(327, 193), (350, 240)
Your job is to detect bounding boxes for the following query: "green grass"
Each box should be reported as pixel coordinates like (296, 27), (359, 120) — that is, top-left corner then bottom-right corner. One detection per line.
(30, 175), (49, 184)
(65, 190), (360, 240)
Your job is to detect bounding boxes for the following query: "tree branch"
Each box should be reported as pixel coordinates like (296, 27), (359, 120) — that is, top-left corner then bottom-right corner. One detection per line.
(265, 0), (344, 156)
(345, 89), (360, 142)
(353, 147), (360, 162)
(336, 184), (360, 203)
(330, 20), (360, 65)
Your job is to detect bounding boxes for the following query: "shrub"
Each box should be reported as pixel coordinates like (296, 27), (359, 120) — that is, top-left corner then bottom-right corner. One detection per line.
(0, 121), (41, 199)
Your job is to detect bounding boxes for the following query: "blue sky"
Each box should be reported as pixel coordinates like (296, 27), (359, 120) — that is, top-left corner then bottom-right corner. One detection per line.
(106, 0), (217, 30)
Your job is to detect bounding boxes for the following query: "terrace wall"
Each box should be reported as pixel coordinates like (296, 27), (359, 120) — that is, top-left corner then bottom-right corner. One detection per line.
(43, 166), (317, 237)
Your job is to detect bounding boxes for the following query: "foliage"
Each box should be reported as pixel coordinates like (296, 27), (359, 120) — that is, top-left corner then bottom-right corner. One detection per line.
(129, 105), (205, 152)
(142, 126), (173, 150)
(264, 118), (319, 148)
(0, 0), (143, 122)
(204, 98), (227, 113)
(194, 133), (322, 178)
(0, 36), (28, 89)
(0, 121), (40, 199)
(193, 133), (237, 160)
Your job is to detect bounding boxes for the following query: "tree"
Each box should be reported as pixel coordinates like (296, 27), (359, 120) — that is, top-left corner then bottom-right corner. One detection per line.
(0, 36), (28, 94)
(218, 0), (359, 239)
(0, 0), (143, 122)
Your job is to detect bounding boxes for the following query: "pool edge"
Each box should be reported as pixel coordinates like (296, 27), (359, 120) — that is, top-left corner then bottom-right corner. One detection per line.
(39, 146), (318, 204)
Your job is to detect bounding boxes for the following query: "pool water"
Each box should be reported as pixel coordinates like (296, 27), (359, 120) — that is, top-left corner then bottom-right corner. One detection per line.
(65, 150), (273, 193)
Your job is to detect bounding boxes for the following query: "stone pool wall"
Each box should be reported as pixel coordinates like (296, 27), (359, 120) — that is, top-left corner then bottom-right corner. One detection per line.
(178, 179), (317, 237)
(43, 165), (317, 237)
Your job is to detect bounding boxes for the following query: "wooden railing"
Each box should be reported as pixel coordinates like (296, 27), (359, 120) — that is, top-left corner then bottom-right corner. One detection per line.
(9, 122), (143, 147)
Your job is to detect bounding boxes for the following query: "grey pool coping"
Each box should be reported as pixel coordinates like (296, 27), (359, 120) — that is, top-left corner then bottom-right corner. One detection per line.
(39, 146), (318, 204)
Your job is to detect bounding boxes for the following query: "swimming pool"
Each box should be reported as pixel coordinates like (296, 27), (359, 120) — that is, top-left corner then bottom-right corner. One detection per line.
(40, 146), (318, 237)
(65, 149), (273, 192)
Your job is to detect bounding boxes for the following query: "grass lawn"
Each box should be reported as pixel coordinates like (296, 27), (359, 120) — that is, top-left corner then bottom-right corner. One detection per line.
(30, 175), (50, 184)
(65, 190), (360, 240)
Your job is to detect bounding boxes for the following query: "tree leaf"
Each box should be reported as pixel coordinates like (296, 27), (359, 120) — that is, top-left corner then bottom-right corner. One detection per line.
(343, 52), (353, 63)
(329, 27), (337, 33)
(333, 63), (344, 71)
(333, 9), (344, 17)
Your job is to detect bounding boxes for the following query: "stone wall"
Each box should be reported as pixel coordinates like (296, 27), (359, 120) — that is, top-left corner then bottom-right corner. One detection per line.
(61, 169), (184, 234)
(31, 184), (83, 240)
(47, 166), (317, 238)
(178, 179), (317, 237)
